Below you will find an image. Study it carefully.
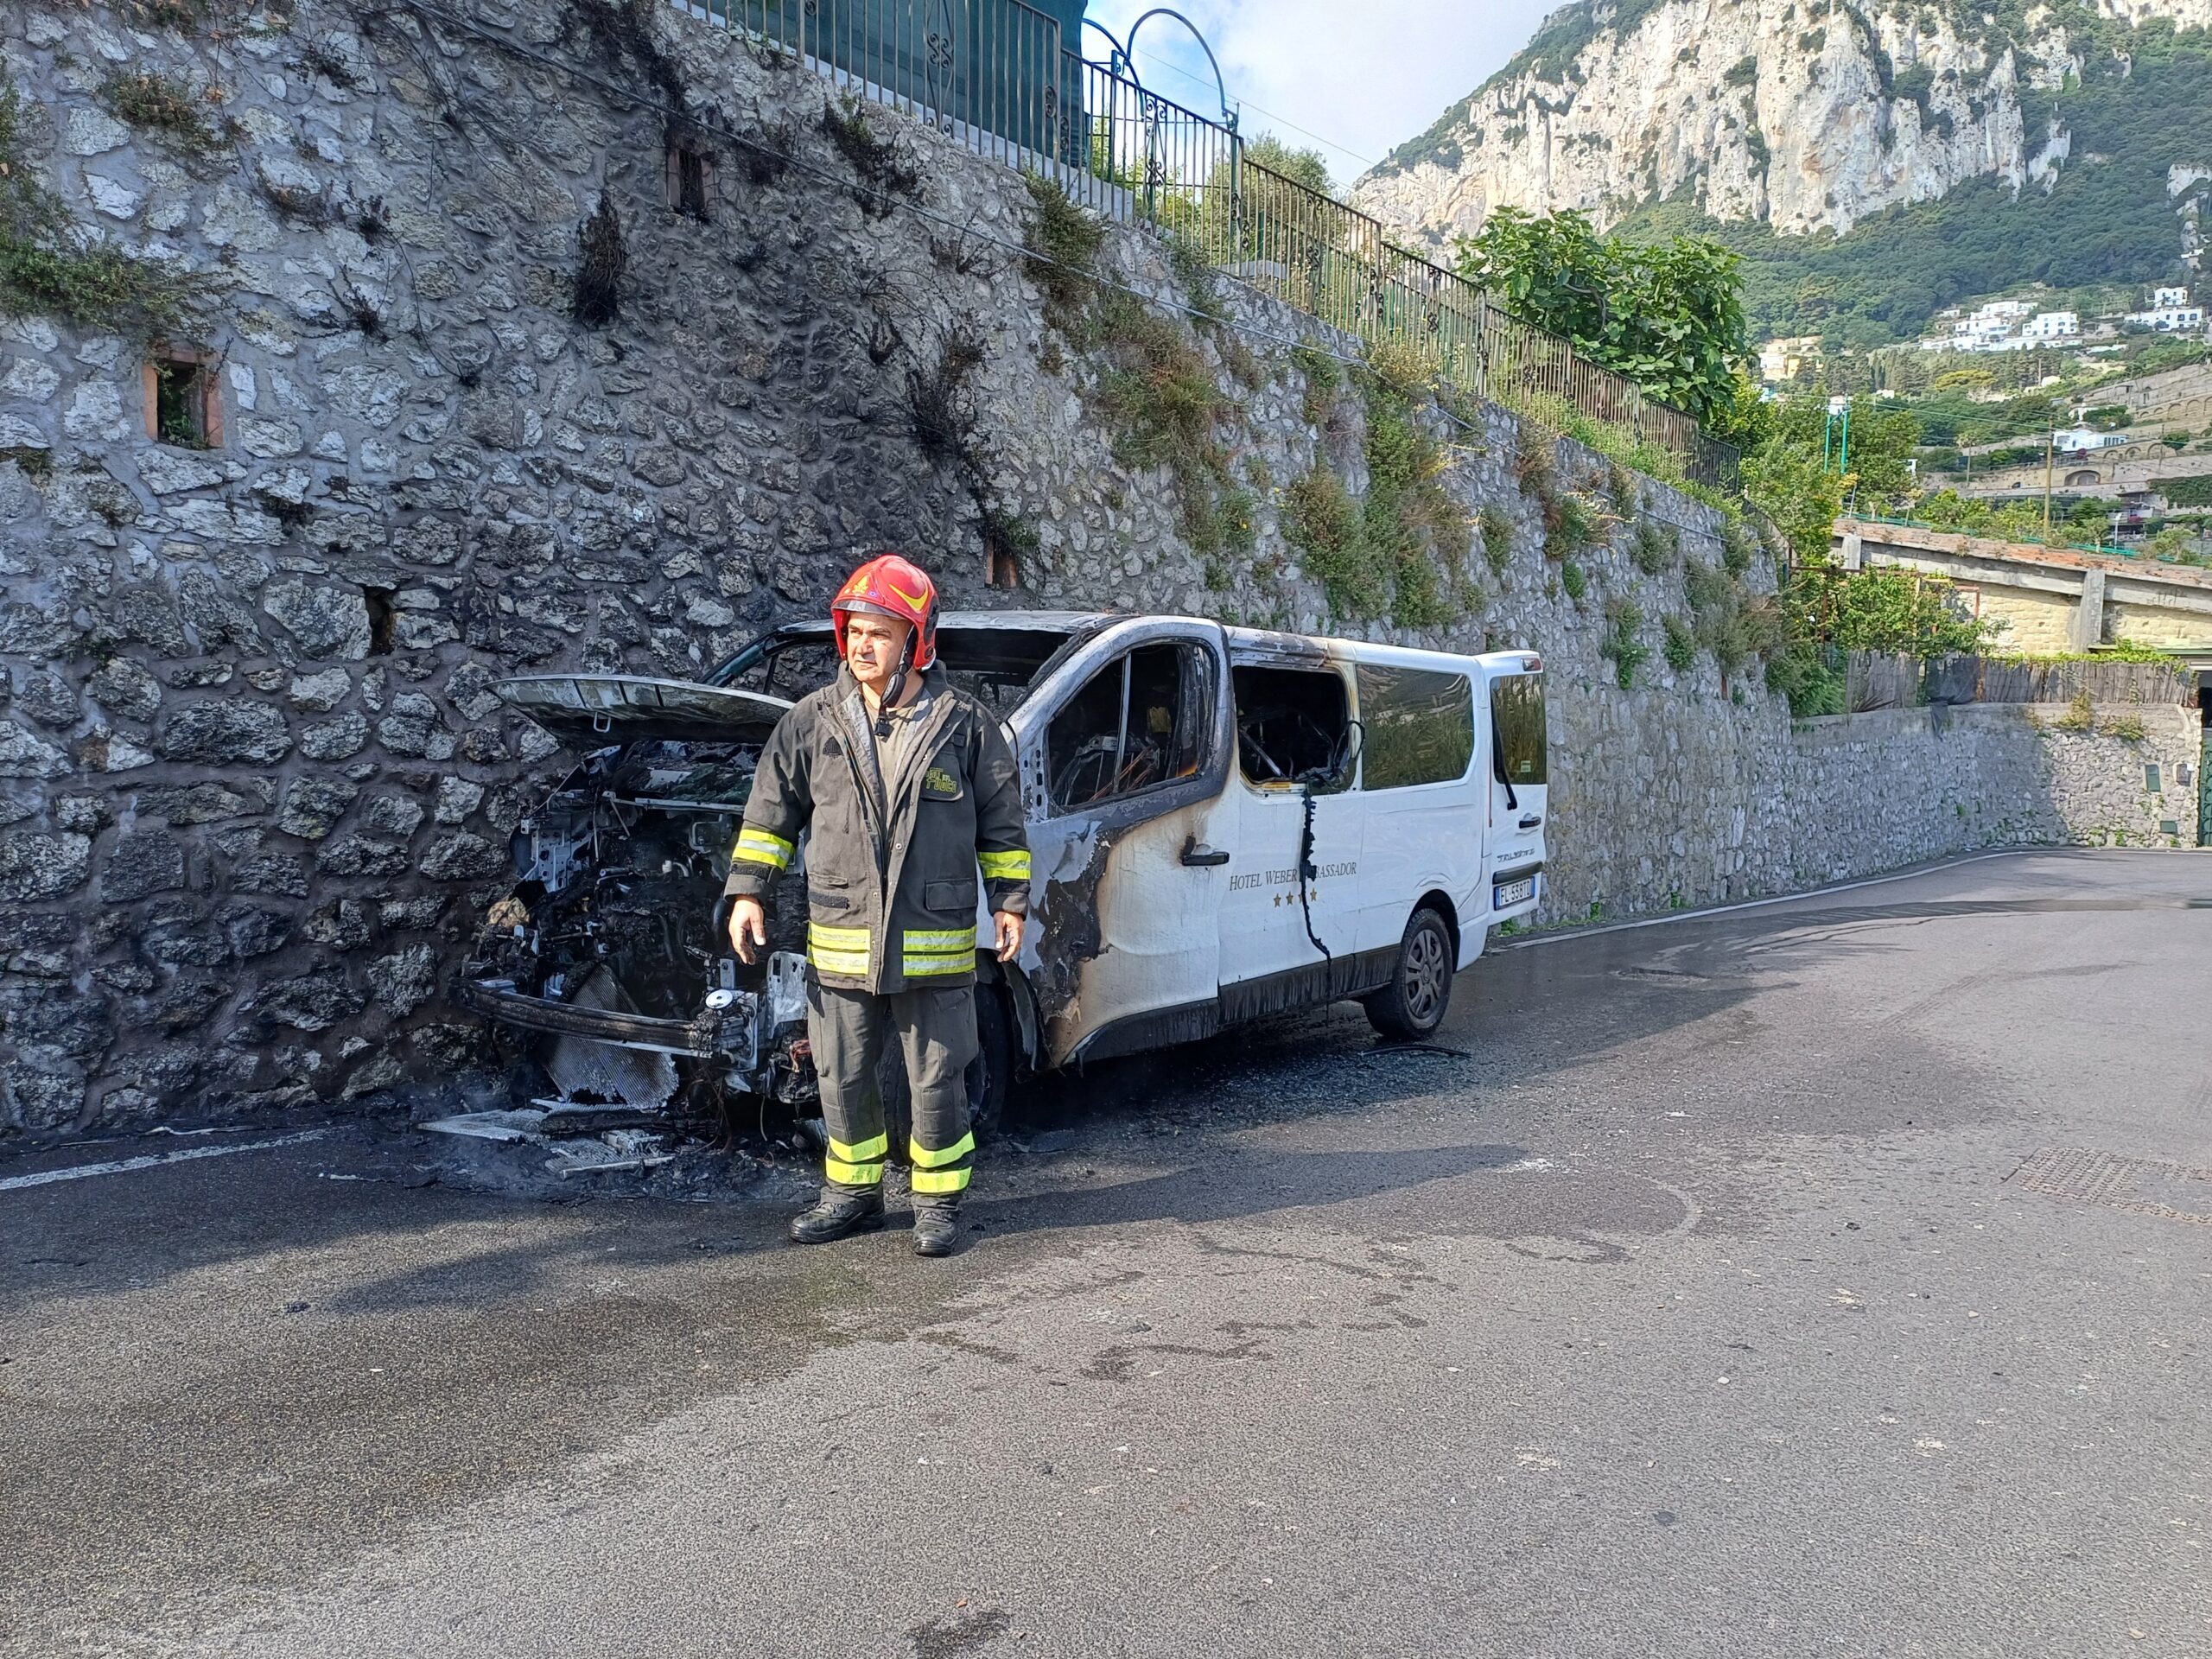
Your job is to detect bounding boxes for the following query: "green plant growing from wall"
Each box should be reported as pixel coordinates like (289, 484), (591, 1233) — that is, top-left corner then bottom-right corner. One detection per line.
(0, 78), (205, 336)
(1293, 340), (1344, 423)
(1607, 461), (1638, 513)
(1547, 492), (1604, 561)
(1090, 290), (1243, 558)
(99, 69), (233, 158)
(1021, 173), (1104, 327)
(1720, 517), (1757, 575)
(1479, 502), (1516, 575)
(1359, 361), (1474, 626)
(1662, 613), (1697, 673)
(1283, 465), (1386, 616)
(1559, 560), (1587, 602)
(2053, 690), (2095, 732)
(2101, 711), (2146, 741)
(1601, 596), (1649, 688)
(1281, 360), (1475, 627)
(1631, 517), (1678, 574)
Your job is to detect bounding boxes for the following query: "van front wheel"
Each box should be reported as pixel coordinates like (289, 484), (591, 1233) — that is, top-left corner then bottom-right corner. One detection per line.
(1363, 906), (1455, 1040)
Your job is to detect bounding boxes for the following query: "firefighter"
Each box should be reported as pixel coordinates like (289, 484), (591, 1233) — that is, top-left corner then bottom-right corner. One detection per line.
(723, 553), (1031, 1256)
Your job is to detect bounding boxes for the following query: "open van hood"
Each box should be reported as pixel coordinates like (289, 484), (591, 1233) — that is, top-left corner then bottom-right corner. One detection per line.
(496, 675), (794, 746)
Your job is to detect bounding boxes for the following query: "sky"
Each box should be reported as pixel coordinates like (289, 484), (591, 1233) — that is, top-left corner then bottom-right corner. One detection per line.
(1081, 0), (1557, 191)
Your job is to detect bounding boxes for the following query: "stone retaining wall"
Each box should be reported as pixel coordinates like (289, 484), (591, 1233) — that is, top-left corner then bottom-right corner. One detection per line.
(0, 0), (2195, 1133)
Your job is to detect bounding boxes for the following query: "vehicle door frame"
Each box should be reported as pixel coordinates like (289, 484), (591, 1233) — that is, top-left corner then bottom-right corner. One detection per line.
(1004, 616), (1237, 1068)
(1479, 652), (1548, 944)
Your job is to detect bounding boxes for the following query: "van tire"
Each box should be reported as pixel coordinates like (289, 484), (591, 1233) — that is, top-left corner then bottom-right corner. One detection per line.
(1363, 906), (1456, 1040)
(879, 982), (1014, 1160)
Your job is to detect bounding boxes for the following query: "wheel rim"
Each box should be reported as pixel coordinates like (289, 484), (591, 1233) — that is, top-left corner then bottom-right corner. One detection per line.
(1402, 923), (1447, 1025)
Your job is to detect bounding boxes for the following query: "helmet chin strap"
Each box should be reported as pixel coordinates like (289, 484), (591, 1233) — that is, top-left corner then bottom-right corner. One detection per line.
(874, 630), (918, 741)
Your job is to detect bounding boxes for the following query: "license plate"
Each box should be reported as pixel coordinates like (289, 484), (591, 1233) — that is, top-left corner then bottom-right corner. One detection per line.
(1494, 875), (1535, 908)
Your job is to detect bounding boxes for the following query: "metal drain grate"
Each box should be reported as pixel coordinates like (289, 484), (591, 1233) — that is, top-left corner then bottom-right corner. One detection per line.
(2006, 1147), (2212, 1226)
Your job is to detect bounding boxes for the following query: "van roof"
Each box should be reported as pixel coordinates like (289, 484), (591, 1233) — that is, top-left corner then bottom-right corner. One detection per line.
(765, 613), (1534, 674)
(1224, 625), (1523, 674)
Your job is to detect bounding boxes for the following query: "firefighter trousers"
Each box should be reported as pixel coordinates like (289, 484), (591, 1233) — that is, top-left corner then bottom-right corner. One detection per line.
(807, 982), (978, 1205)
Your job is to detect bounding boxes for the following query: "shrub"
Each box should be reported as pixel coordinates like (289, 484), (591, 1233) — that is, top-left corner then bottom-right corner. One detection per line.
(2053, 690), (2094, 732)
(1631, 517), (1678, 574)
(1600, 596), (1650, 688)
(1546, 492), (1603, 561)
(100, 70), (231, 156)
(2101, 712), (2146, 741)
(1560, 560), (1588, 601)
(1720, 517), (1757, 575)
(1662, 613), (1697, 672)
(1021, 173), (1103, 324)
(1283, 466), (1386, 617)
(1479, 503), (1516, 575)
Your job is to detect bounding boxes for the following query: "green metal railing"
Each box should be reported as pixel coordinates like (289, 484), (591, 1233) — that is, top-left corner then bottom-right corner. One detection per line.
(669, 0), (1738, 488)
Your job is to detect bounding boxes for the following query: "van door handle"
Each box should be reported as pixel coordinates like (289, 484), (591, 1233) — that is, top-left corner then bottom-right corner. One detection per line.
(1180, 836), (1230, 868)
(1517, 813), (1542, 830)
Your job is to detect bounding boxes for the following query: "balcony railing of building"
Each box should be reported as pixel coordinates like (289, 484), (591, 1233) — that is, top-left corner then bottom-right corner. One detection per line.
(671, 0), (1739, 490)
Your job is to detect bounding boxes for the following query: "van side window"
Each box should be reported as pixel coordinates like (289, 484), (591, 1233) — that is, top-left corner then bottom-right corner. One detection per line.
(1491, 673), (1548, 786)
(1046, 643), (1208, 811)
(1232, 664), (1352, 791)
(1357, 664), (1474, 790)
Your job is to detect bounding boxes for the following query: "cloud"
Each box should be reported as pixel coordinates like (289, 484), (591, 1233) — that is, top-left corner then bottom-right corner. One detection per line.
(1083, 0), (1554, 188)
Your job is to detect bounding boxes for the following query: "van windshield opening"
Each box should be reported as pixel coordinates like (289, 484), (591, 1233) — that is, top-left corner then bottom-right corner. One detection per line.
(1232, 665), (1351, 791)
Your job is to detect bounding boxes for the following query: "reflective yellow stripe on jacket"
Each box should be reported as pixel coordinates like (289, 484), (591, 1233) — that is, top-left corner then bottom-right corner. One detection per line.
(902, 926), (976, 978)
(977, 849), (1031, 882)
(733, 827), (794, 871)
(825, 1131), (887, 1187)
(807, 922), (872, 979)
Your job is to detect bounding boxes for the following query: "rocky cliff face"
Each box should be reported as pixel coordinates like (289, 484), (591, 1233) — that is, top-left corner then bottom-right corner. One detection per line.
(1353, 0), (2212, 245)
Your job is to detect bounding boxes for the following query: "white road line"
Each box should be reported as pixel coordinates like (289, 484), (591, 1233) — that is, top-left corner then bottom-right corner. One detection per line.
(1496, 847), (2069, 950)
(0, 1129), (327, 1193)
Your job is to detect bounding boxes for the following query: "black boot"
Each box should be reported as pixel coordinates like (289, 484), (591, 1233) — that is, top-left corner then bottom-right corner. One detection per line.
(790, 1185), (886, 1245)
(911, 1201), (962, 1257)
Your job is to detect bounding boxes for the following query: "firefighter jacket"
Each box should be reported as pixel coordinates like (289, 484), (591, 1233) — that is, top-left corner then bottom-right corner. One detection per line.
(723, 664), (1032, 994)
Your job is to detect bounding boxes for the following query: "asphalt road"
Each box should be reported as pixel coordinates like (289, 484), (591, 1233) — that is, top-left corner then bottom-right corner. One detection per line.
(4, 849), (2209, 1658)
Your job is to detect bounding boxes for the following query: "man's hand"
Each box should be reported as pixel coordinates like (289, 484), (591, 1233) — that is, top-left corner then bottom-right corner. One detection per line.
(728, 896), (767, 964)
(993, 911), (1025, 963)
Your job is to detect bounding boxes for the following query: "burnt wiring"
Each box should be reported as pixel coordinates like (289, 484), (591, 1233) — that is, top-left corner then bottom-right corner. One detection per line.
(1296, 785), (1329, 964)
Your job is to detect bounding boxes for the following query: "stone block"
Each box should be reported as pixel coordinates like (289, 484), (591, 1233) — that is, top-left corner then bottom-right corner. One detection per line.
(254, 972), (365, 1032)
(101, 833), (187, 901)
(156, 702), (293, 765)
(0, 721), (72, 779)
(300, 712), (371, 760)
(277, 777), (362, 840)
(262, 578), (372, 660)
(366, 944), (437, 1016)
(86, 658), (162, 722)
(0, 832), (92, 901)
(418, 830), (505, 880)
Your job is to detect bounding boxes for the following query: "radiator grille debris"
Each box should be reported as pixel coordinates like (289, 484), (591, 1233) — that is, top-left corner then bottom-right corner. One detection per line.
(2005, 1147), (2212, 1226)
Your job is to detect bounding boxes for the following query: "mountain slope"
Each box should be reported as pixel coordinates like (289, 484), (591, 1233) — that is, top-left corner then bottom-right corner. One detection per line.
(1351, 0), (2212, 346)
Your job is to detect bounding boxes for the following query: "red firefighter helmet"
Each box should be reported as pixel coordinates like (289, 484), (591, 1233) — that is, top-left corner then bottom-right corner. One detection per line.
(830, 552), (938, 671)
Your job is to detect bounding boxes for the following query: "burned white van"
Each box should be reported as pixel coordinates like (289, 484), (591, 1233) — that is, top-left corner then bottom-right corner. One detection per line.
(461, 612), (1545, 1136)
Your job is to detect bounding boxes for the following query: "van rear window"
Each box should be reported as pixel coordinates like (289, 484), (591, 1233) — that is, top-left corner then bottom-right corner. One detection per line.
(1491, 673), (1548, 787)
(1357, 664), (1474, 790)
